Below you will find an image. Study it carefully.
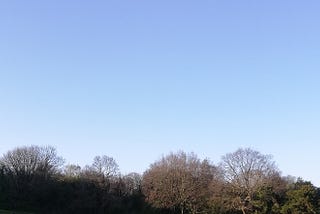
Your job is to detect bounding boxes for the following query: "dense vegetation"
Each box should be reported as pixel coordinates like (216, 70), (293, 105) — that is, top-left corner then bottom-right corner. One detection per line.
(0, 145), (319, 214)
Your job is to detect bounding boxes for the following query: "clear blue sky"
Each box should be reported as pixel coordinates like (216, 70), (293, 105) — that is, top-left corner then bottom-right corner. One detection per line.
(1, 0), (320, 185)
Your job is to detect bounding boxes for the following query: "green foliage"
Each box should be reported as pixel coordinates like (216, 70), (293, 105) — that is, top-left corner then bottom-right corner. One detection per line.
(251, 186), (282, 214)
(281, 179), (320, 214)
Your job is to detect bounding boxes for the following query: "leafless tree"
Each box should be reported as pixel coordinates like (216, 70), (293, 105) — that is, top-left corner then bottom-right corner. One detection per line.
(220, 148), (279, 214)
(63, 164), (81, 178)
(0, 145), (64, 198)
(142, 151), (219, 214)
(92, 155), (119, 179)
(79, 165), (100, 181)
(122, 172), (142, 195)
(0, 145), (64, 178)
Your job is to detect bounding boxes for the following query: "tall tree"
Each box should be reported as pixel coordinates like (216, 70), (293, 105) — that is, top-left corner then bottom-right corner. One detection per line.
(63, 164), (81, 178)
(0, 145), (63, 180)
(142, 151), (219, 214)
(122, 172), (142, 196)
(220, 148), (279, 214)
(281, 179), (320, 214)
(0, 145), (64, 210)
(92, 155), (119, 179)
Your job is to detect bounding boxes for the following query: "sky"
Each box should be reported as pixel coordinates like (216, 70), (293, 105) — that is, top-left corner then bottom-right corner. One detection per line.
(0, 0), (320, 185)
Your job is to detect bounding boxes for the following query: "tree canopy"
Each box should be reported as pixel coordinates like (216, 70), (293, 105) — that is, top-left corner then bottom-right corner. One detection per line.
(0, 146), (319, 214)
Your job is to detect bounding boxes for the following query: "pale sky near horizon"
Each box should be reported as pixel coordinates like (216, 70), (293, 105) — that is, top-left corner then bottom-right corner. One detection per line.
(1, 1), (320, 186)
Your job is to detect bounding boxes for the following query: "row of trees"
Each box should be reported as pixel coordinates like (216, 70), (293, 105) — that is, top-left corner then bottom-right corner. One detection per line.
(143, 149), (320, 214)
(0, 145), (319, 214)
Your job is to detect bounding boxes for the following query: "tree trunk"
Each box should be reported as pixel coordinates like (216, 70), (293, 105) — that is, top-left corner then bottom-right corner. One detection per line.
(241, 207), (246, 214)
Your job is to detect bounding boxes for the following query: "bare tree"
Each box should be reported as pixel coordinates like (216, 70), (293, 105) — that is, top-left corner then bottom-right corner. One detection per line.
(220, 148), (279, 214)
(122, 172), (142, 195)
(92, 155), (119, 179)
(79, 165), (100, 181)
(63, 164), (81, 178)
(0, 145), (64, 178)
(142, 151), (219, 214)
(0, 145), (64, 202)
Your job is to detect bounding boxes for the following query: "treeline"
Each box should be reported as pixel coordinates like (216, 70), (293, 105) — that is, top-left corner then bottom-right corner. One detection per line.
(0, 146), (319, 214)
